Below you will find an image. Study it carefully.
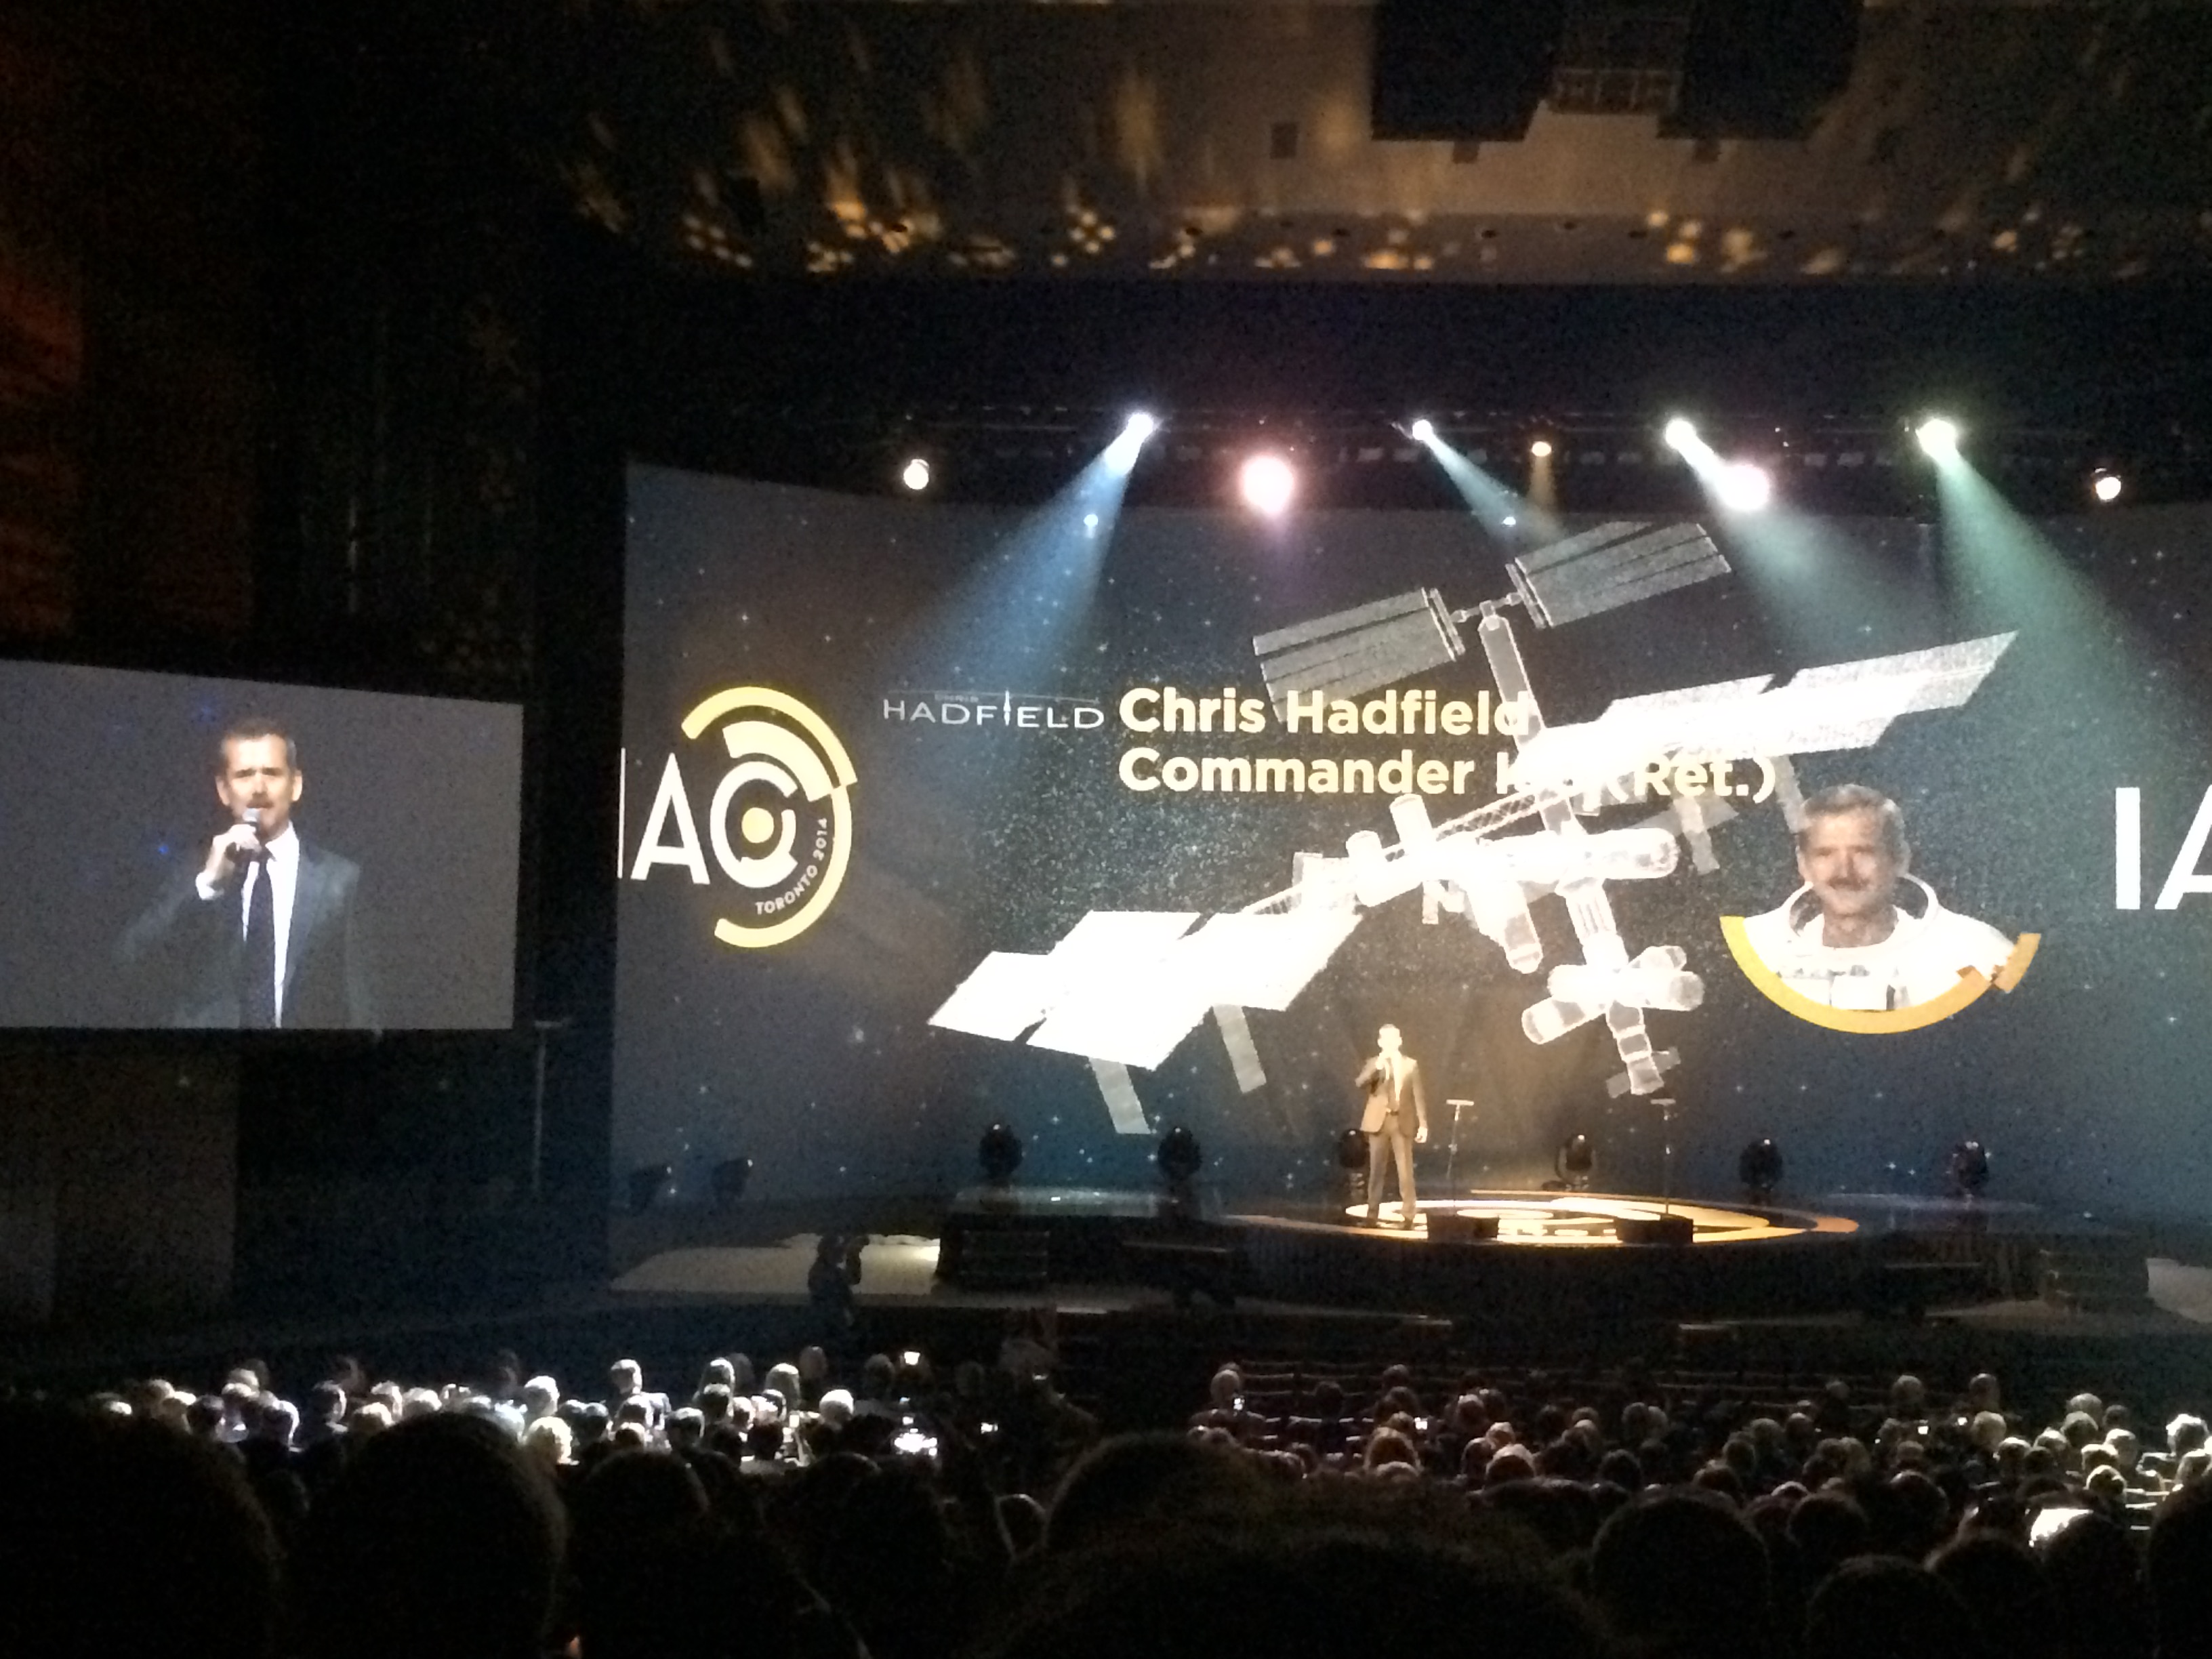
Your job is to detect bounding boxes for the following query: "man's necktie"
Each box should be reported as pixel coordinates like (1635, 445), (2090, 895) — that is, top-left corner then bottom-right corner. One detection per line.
(241, 860), (276, 1029)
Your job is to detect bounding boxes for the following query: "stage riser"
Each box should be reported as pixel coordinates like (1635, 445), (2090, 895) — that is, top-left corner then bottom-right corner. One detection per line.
(1241, 1227), (1868, 1328)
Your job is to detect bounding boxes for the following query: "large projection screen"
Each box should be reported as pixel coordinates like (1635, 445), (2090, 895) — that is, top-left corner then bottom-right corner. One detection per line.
(616, 464), (2212, 1218)
(0, 663), (524, 1031)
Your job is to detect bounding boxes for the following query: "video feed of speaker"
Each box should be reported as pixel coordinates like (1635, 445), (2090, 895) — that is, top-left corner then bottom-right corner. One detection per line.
(0, 663), (525, 1031)
(617, 462), (2212, 1217)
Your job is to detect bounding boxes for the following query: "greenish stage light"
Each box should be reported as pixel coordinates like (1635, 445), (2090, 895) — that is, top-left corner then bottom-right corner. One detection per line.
(1915, 417), (1961, 459)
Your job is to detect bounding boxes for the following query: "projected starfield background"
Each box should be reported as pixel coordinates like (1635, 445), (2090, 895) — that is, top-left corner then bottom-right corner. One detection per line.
(616, 463), (2212, 1218)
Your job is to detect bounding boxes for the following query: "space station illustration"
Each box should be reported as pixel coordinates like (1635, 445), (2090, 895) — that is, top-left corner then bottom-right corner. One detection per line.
(929, 521), (2014, 1134)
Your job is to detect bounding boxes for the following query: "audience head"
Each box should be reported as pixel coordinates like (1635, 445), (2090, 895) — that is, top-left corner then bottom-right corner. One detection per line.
(2148, 1481), (2212, 1659)
(0, 1404), (281, 1659)
(289, 1411), (565, 1659)
(520, 1414), (571, 1470)
(520, 1374), (560, 1420)
(1803, 1556), (1987, 1659)
(1046, 1432), (1266, 1556)
(1591, 1486), (1776, 1659)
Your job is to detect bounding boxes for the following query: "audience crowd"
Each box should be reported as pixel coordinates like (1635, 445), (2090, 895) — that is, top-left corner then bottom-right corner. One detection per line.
(7, 1323), (2212, 1659)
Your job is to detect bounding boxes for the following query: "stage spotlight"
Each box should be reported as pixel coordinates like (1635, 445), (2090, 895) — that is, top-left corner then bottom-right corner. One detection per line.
(625, 1164), (672, 1216)
(1738, 1138), (1784, 1201)
(710, 1157), (754, 1205)
(1948, 1139), (1991, 1199)
(1156, 1125), (1204, 1186)
(1239, 453), (1296, 516)
(2093, 470), (2123, 504)
(1663, 417), (1698, 453)
(1915, 417), (1961, 459)
(977, 1122), (1023, 1186)
(900, 456), (932, 492)
(1554, 1134), (1595, 1193)
(1124, 411), (1158, 443)
(1409, 418), (1435, 443)
(1529, 436), (1554, 459)
(1715, 461), (1773, 513)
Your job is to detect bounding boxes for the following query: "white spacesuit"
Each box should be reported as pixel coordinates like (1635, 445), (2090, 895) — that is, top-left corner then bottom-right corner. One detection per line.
(1742, 875), (2014, 1011)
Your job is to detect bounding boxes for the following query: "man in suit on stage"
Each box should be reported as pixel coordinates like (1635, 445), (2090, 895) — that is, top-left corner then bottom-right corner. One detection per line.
(1355, 1023), (1428, 1229)
(120, 718), (377, 1029)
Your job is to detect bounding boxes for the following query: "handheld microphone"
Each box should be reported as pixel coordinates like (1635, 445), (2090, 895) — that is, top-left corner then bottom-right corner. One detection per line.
(239, 806), (264, 861)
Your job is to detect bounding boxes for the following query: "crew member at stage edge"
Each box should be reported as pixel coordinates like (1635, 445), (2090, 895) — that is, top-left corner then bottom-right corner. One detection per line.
(1355, 1023), (1429, 1229)
(1742, 783), (2013, 1012)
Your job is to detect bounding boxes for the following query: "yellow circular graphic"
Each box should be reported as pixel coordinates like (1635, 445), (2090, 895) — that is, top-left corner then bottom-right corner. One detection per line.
(680, 687), (857, 949)
(1719, 916), (2039, 1033)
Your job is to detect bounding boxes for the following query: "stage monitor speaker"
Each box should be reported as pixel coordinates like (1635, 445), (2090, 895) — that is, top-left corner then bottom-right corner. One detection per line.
(1372, 0), (1568, 142)
(1618, 1214), (1695, 1247)
(1428, 1210), (1501, 1244)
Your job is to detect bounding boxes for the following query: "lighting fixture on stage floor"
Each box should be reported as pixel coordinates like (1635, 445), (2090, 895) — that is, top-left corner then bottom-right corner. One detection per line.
(711, 1157), (754, 1204)
(901, 456), (932, 492)
(1335, 1126), (1368, 1170)
(1239, 453), (1296, 516)
(1948, 1139), (1991, 1198)
(1738, 1138), (1784, 1202)
(1916, 417), (1961, 459)
(2093, 470), (2123, 504)
(977, 1122), (1023, 1186)
(1554, 1134), (1595, 1193)
(1157, 1125), (1204, 1185)
(626, 1163), (672, 1215)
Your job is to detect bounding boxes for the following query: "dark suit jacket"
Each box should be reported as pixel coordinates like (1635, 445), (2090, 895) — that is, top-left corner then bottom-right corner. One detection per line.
(1355, 1053), (1427, 1140)
(119, 839), (377, 1030)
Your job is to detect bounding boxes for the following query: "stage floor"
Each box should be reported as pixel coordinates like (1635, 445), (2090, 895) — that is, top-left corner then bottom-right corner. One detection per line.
(605, 1185), (2203, 1336)
(1277, 1191), (1860, 1246)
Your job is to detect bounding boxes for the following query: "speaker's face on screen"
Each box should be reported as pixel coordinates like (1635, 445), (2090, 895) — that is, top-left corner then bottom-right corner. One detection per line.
(1796, 807), (1904, 927)
(216, 735), (303, 839)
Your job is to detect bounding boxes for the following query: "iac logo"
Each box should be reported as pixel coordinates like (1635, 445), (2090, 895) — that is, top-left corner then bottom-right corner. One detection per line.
(626, 687), (857, 948)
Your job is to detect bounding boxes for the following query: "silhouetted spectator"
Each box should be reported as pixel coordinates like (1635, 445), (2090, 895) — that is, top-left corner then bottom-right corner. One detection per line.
(1803, 1555), (1988, 1659)
(0, 1403), (281, 1659)
(289, 1410), (565, 1659)
(1590, 1486), (1776, 1659)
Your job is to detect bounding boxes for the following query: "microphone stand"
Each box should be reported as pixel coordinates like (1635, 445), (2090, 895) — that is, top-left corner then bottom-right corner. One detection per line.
(530, 1018), (569, 1199)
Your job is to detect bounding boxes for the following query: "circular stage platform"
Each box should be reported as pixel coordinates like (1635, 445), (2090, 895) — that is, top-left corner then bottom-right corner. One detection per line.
(1322, 1192), (1861, 1247)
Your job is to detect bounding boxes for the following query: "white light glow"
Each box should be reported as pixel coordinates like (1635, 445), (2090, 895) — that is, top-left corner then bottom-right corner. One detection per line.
(1124, 411), (1158, 443)
(901, 457), (931, 491)
(1240, 453), (1296, 516)
(1915, 417), (1961, 458)
(1715, 462), (1772, 513)
(2093, 472), (2123, 504)
(1530, 438), (1554, 459)
(1664, 417), (1698, 453)
(1410, 419), (1435, 443)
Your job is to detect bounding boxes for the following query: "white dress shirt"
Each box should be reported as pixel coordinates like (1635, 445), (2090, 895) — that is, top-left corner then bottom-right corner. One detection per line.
(197, 824), (301, 1025)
